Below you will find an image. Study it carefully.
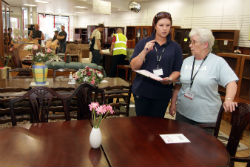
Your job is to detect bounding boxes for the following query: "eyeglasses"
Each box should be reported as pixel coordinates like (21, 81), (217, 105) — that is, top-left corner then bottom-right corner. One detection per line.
(189, 40), (199, 45)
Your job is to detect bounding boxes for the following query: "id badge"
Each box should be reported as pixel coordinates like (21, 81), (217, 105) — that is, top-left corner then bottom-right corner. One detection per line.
(153, 68), (163, 76)
(184, 88), (194, 100)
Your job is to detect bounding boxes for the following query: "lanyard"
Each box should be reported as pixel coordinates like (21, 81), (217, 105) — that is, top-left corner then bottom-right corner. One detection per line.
(155, 47), (165, 69)
(190, 55), (208, 89)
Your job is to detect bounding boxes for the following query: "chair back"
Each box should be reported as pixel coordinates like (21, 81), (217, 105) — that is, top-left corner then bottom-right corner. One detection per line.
(104, 85), (132, 116)
(10, 87), (70, 126)
(65, 83), (104, 120)
(226, 103), (250, 157)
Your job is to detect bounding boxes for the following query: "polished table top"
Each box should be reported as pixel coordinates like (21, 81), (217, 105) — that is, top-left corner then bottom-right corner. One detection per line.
(0, 117), (230, 166)
(101, 117), (230, 166)
(0, 77), (129, 93)
(0, 120), (109, 167)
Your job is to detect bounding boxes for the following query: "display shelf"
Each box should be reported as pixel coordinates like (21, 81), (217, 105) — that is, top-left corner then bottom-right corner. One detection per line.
(74, 28), (88, 44)
(212, 30), (240, 53)
(173, 28), (191, 55)
(237, 55), (250, 102)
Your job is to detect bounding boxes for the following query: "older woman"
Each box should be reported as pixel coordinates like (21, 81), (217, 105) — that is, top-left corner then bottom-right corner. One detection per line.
(169, 28), (238, 126)
(130, 12), (183, 117)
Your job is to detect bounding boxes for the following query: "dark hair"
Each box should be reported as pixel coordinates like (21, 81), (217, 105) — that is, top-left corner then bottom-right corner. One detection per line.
(152, 11), (172, 32)
(97, 23), (105, 28)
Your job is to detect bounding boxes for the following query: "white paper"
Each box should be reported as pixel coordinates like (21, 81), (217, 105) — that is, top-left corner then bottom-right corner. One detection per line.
(135, 70), (163, 81)
(100, 79), (108, 83)
(160, 133), (191, 144)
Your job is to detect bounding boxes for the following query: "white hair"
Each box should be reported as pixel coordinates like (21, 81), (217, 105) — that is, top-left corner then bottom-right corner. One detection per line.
(189, 28), (215, 52)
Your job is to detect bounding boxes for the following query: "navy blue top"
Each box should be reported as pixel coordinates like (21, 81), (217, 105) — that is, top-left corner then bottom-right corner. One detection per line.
(130, 33), (183, 99)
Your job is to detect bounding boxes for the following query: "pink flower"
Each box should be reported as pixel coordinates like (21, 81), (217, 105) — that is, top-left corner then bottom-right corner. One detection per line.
(46, 48), (52, 53)
(91, 79), (95, 85)
(32, 45), (38, 50)
(106, 105), (114, 114)
(96, 105), (107, 115)
(89, 102), (99, 111)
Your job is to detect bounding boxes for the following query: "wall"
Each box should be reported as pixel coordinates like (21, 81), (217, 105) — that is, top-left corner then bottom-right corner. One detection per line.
(76, 0), (250, 47)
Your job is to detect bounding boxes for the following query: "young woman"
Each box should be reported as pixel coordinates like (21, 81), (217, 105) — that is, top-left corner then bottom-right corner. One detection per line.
(130, 12), (183, 117)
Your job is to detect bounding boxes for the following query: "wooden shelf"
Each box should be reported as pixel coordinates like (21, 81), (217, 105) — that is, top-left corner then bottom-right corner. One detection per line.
(212, 30), (240, 53)
(74, 28), (88, 44)
(217, 53), (250, 104)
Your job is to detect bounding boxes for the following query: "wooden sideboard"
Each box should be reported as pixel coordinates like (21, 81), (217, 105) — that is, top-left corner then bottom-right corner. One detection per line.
(217, 53), (250, 123)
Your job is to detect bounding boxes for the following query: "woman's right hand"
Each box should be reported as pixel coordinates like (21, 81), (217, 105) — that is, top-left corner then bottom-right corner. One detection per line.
(144, 40), (156, 53)
(169, 103), (176, 117)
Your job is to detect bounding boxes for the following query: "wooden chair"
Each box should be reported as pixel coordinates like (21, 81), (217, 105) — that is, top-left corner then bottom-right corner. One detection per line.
(64, 83), (105, 120)
(10, 87), (70, 126)
(198, 105), (224, 137)
(226, 103), (250, 167)
(103, 85), (132, 117)
(64, 43), (81, 62)
(200, 103), (250, 167)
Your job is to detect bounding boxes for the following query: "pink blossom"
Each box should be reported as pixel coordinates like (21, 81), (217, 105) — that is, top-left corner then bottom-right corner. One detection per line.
(96, 105), (107, 115)
(91, 79), (95, 85)
(46, 48), (52, 53)
(89, 102), (99, 111)
(32, 45), (38, 50)
(106, 105), (114, 114)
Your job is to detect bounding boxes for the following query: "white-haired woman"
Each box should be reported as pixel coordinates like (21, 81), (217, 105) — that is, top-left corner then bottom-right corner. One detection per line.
(169, 28), (238, 129)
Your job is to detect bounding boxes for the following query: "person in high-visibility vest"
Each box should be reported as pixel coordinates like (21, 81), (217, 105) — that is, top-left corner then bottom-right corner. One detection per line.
(110, 28), (127, 77)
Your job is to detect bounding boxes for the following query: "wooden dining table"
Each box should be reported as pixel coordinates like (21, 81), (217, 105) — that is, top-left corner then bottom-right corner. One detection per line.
(0, 77), (129, 91)
(0, 117), (230, 166)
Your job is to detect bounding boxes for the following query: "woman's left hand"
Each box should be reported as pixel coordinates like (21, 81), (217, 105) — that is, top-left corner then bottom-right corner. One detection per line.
(223, 100), (238, 112)
(160, 77), (173, 85)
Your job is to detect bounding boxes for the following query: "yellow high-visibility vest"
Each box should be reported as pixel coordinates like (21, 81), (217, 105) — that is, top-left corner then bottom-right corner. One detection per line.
(113, 33), (127, 56)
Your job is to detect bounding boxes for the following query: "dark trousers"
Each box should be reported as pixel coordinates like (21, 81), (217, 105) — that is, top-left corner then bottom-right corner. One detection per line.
(91, 50), (102, 66)
(176, 112), (214, 135)
(59, 42), (66, 53)
(110, 54), (125, 77)
(134, 94), (170, 118)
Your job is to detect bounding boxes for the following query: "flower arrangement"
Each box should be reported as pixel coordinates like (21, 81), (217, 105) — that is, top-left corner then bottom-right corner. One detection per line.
(24, 44), (61, 63)
(89, 102), (114, 128)
(73, 66), (104, 85)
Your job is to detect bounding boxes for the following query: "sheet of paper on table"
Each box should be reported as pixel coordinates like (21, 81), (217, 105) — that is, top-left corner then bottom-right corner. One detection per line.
(160, 133), (191, 144)
(134, 70), (163, 81)
(101, 79), (108, 83)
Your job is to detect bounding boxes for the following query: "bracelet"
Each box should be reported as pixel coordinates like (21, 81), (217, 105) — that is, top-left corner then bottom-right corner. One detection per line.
(225, 97), (233, 100)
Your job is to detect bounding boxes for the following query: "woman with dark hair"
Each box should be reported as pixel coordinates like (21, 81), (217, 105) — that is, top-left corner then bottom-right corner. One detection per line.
(130, 11), (183, 117)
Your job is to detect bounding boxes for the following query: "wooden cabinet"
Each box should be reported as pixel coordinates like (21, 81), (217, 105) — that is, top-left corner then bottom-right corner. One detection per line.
(74, 28), (88, 44)
(126, 26), (180, 48)
(126, 26), (152, 48)
(217, 53), (250, 104)
(237, 55), (250, 103)
(212, 30), (240, 53)
(173, 28), (191, 55)
(217, 53), (250, 123)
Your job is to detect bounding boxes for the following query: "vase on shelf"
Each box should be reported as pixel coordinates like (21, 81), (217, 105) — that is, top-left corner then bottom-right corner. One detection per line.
(89, 127), (102, 149)
(32, 62), (48, 84)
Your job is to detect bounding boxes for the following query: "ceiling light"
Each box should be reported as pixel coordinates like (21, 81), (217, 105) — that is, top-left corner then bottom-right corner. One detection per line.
(75, 6), (87, 9)
(129, 1), (141, 13)
(35, 0), (49, 4)
(24, 4), (37, 7)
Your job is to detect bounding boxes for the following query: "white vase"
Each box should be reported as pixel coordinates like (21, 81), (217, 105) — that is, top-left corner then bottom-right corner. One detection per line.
(89, 127), (102, 149)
